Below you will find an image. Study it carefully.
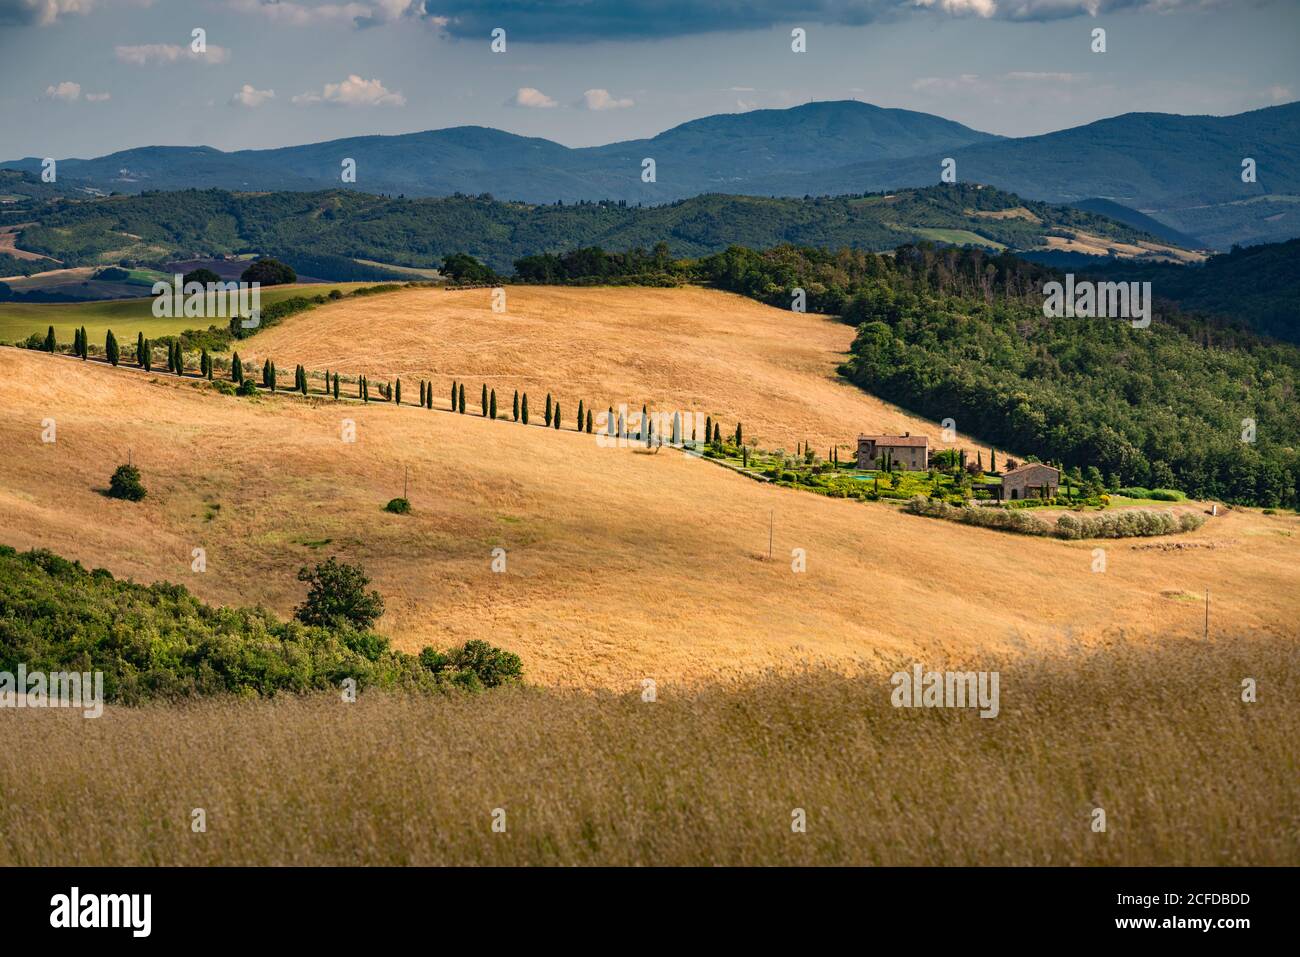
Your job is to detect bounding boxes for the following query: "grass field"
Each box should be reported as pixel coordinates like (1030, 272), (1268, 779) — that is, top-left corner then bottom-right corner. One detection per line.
(2, 635), (1295, 865)
(240, 284), (999, 457)
(909, 227), (1008, 250)
(0, 283), (374, 345)
(3, 346), (1297, 688)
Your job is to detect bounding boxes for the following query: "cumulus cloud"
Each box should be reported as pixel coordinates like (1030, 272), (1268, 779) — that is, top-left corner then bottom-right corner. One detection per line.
(44, 80), (111, 101)
(415, 0), (1221, 41)
(580, 88), (633, 111)
(508, 86), (558, 108)
(230, 84), (275, 107)
(115, 43), (231, 65)
(227, 0), (422, 28)
(0, 0), (96, 27)
(292, 74), (405, 106)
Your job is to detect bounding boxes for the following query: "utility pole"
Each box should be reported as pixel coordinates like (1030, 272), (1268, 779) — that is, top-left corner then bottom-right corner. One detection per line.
(1205, 588), (1210, 639)
(768, 509), (774, 561)
(403, 466), (409, 500)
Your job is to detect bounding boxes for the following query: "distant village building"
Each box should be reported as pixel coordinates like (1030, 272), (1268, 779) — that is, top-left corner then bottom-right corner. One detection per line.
(857, 432), (929, 471)
(1001, 463), (1061, 500)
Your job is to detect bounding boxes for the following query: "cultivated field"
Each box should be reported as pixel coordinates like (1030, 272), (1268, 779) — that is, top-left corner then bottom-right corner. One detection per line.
(241, 284), (996, 457)
(0, 283), (373, 345)
(2, 636), (1295, 865)
(2, 347), (1297, 688)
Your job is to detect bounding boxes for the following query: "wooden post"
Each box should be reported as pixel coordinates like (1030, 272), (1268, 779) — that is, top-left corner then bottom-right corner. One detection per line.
(768, 509), (774, 561)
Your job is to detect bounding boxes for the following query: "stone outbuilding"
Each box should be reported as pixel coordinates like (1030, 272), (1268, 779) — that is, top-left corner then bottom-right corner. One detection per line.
(1000, 462), (1061, 501)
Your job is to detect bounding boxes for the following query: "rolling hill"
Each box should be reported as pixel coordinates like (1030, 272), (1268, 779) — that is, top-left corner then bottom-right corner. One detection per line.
(7, 183), (1190, 275)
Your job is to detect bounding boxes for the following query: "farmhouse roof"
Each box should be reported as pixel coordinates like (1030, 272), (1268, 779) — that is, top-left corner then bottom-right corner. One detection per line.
(1003, 463), (1061, 477)
(858, 433), (929, 448)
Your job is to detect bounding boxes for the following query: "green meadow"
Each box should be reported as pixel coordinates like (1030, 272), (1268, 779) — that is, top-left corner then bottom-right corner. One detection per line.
(0, 283), (371, 345)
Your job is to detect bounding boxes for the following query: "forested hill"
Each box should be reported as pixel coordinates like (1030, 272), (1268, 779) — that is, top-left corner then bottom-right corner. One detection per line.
(11, 183), (1178, 273)
(686, 244), (1299, 508)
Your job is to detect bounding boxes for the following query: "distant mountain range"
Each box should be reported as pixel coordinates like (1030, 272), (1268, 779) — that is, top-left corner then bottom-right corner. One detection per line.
(5, 99), (1298, 250)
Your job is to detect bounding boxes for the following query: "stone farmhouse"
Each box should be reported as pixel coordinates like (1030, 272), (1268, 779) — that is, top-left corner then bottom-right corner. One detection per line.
(1000, 462), (1061, 500)
(857, 433), (930, 471)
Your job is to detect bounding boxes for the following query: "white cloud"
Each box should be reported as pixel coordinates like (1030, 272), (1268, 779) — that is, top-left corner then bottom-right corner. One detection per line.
(43, 80), (110, 102)
(230, 84), (275, 107)
(1267, 85), (1293, 103)
(44, 80), (81, 101)
(226, 0), (421, 27)
(1004, 71), (1087, 83)
(292, 74), (405, 106)
(509, 87), (558, 109)
(580, 88), (634, 111)
(1, 0), (97, 27)
(115, 43), (231, 65)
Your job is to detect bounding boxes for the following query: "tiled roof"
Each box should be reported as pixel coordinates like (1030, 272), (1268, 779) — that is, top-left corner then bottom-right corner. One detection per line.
(858, 434), (929, 448)
(1002, 463), (1060, 477)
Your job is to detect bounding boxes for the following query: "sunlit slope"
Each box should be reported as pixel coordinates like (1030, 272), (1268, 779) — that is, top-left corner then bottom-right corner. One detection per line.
(2, 349), (1297, 688)
(241, 285), (995, 458)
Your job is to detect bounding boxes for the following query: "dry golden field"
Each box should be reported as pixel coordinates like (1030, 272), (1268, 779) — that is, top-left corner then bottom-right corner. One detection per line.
(1, 636), (1295, 866)
(2, 347), (1297, 689)
(240, 284), (995, 458)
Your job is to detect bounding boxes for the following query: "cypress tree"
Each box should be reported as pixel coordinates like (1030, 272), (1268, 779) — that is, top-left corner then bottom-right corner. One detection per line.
(200, 350), (209, 379)
(396, 378), (402, 405)
(554, 402), (561, 429)
(642, 404), (648, 439)
(141, 339), (152, 372)
(302, 366), (309, 396)
(458, 383), (466, 414)
(713, 422), (721, 444)
(269, 361), (276, 392)
(490, 388), (497, 419)
(452, 381), (458, 409)
(513, 390), (519, 421)
(136, 331), (145, 364)
(106, 330), (119, 366)
(419, 381), (426, 407)
(77, 326), (86, 359)
(735, 422), (742, 445)
(577, 399), (584, 431)
(586, 409), (593, 433)
(545, 394), (552, 427)
(705, 416), (712, 445)
(44, 325), (55, 353)
(333, 373), (340, 400)
(991, 451), (997, 473)
(426, 385), (432, 409)
(522, 393), (529, 425)
(262, 359), (271, 387)
(73, 327), (81, 358)
(232, 352), (242, 382)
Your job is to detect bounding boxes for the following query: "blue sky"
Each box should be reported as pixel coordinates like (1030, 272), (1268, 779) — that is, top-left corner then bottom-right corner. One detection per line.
(2, 0), (1297, 158)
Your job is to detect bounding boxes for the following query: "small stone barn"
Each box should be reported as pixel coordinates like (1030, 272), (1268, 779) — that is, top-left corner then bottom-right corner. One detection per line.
(1001, 462), (1061, 501)
(857, 432), (930, 471)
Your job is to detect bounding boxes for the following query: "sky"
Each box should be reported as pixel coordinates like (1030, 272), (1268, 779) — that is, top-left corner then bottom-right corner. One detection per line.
(1, 0), (1297, 159)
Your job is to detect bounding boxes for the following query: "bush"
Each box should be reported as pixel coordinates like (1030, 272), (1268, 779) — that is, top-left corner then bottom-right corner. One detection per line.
(240, 258), (296, 286)
(383, 497), (411, 514)
(294, 558), (384, 631)
(236, 378), (258, 396)
(107, 464), (146, 501)
(211, 379), (236, 395)
(1149, 489), (1186, 501)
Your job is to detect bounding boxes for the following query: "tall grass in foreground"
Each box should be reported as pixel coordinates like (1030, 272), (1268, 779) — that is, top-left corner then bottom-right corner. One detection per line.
(2, 635), (1296, 866)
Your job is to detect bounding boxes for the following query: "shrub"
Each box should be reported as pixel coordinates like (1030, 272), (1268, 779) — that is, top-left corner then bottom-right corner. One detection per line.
(384, 497), (411, 515)
(107, 464), (146, 502)
(240, 258), (297, 286)
(294, 558), (385, 631)
(1149, 489), (1186, 502)
(236, 378), (258, 396)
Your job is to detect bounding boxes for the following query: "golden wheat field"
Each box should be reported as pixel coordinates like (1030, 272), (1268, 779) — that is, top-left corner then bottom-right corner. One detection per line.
(240, 284), (996, 458)
(4, 348), (1299, 688)
(1, 637), (1295, 866)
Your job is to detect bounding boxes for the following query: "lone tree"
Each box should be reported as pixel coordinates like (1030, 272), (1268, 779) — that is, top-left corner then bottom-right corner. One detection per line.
(106, 330), (119, 367)
(107, 463), (146, 501)
(240, 258), (296, 286)
(294, 557), (385, 631)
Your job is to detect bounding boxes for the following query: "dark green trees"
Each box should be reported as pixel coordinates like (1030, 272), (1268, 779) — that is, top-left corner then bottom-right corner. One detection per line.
(43, 326), (55, 353)
(586, 409), (593, 433)
(481, 384), (488, 416)
(294, 557), (384, 630)
(333, 373), (340, 400)
(490, 389), (497, 419)
(553, 402), (561, 429)
(105, 330), (119, 367)
(395, 378), (402, 405)
(513, 390), (519, 421)
(545, 394), (552, 427)
(231, 352), (243, 383)
(136, 331), (145, 364)
(458, 383), (466, 414)
(522, 393), (529, 425)
(419, 381), (426, 407)
(140, 338), (152, 372)
(107, 463), (145, 501)
(577, 400), (584, 431)
(451, 380), (458, 409)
